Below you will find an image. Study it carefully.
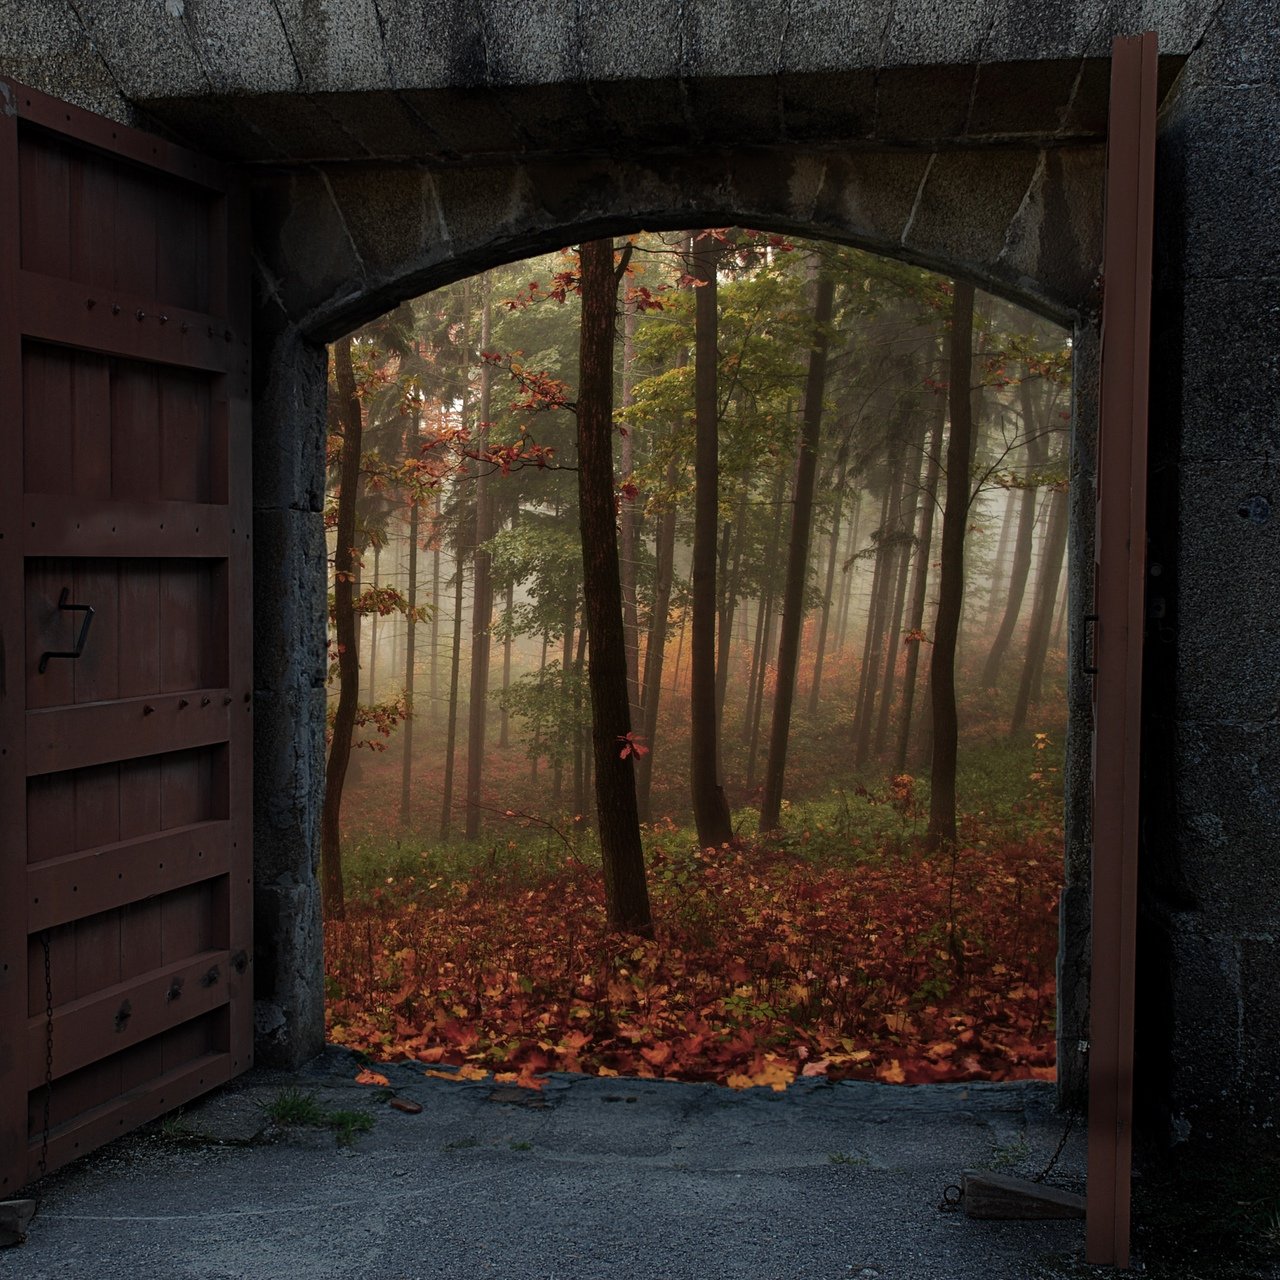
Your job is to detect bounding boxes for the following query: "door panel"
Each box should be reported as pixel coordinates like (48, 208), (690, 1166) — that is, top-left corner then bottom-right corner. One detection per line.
(0, 79), (252, 1194)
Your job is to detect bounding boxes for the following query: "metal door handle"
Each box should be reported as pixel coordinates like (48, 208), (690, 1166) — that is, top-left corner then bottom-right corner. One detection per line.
(38, 588), (95, 673)
(1082, 613), (1099, 676)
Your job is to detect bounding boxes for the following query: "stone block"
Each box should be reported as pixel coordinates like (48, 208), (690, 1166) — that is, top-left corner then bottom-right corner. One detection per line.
(779, 69), (878, 142)
(1173, 461), (1280, 723)
(675, 0), (785, 79)
(0, 0), (134, 121)
(249, 317), (328, 510)
(881, 0), (988, 65)
(185, 0), (301, 94)
(74, 0), (210, 103)
(902, 147), (1042, 280)
(1239, 935), (1280, 1129)
(807, 149), (932, 256)
(1169, 721), (1280, 919)
(875, 65), (976, 142)
(252, 169), (370, 329)
(1161, 914), (1245, 1133)
(1174, 84), (1280, 281)
(1181, 0), (1279, 87)
(683, 75), (786, 149)
(574, 0), (682, 83)
(309, 91), (452, 161)
(1172, 278), (1280, 463)
(273, 0), (391, 93)
(398, 86), (528, 159)
(780, 0), (885, 72)
(253, 879), (326, 1068)
(990, 146), (1104, 316)
(252, 685), (327, 878)
(967, 59), (1084, 139)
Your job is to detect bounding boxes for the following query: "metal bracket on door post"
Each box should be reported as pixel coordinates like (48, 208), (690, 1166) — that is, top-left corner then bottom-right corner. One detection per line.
(38, 588), (94, 674)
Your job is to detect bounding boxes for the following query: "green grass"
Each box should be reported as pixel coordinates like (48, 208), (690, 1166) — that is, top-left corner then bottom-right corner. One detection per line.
(263, 1087), (374, 1146)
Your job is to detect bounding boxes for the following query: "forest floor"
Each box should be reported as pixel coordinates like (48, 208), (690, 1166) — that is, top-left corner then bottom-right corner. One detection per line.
(327, 725), (1065, 1091)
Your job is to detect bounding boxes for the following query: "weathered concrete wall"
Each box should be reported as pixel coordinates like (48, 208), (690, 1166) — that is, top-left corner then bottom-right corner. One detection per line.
(5, 0), (1276, 1145)
(1141, 2), (1280, 1142)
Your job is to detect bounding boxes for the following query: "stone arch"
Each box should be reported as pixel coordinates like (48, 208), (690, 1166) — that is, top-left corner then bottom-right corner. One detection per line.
(248, 140), (1100, 1108)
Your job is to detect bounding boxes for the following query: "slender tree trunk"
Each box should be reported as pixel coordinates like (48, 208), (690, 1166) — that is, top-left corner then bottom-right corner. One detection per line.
(807, 451), (848, 713)
(429, 491), (440, 725)
(575, 238), (653, 930)
(636, 457), (679, 823)
(399, 427), (421, 828)
(759, 264), (835, 832)
(465, 275), (494, 839)
(619, 295), (643, 730)
(744, 464), (787, 777)
(499, 578), (514, 748)
(927, 279), (977, 849)
(439, 553), (465, 840)
(874, 433), (921, 755)
(986, 489), (1017, 630)
(896, 391), (945, 772)
(320, 336), (364, 921)
(690, 231), (734, 847)
(1011, 479), (1068, 733)
(531, 630), (549, 782)
(981, 378), (1048, 688)
(366, 544), (380, 702)
(854, 450), (904, 765)
(834, 492), (863, 653)
(553, 591), (574, 803)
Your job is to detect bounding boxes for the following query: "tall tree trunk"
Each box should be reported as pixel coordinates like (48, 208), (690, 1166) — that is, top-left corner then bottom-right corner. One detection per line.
(1011, 478), (1069, 734)
(927, 279), (977, 849)
(576, 238), (652, 933)
(619, 294), (643, 730)
(896, 390), (945, 772)
(807, 450), (848, 712)
(690, 230), (734, 847)
(874, 423), (924, 755)
(744, 464), (787, 783)
(439, 553), (465, 841)
(429, 490), (440, 725)
(981, 377), (1048, 688)
(636, 457), (679, 823)
(985, 488), (1018, 630)
(759, 264), (836, 832)
(399, 425), (421, 828)
(553, 590), (574, 803)
(499, 577), (514, 748)
(368, 544), (380, 702)
(465, 275), (494, 839)
(834, 492), (863, 653)
(321, 335), (363, 921)
(854, 450), (904, 765)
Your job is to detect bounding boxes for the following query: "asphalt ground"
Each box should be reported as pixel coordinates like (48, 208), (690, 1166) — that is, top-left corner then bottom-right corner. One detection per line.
(2, 1049), (1094, 1280)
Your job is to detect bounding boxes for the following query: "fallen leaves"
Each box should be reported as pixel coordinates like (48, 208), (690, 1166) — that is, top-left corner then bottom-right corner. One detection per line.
(326, 823), (1062, 1093)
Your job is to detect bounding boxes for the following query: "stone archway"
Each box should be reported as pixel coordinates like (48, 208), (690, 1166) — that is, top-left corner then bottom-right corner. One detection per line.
(239, 131), (1107, 1108)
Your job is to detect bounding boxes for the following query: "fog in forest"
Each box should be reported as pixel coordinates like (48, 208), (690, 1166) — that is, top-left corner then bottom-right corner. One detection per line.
(322, 231), (1071, 1089)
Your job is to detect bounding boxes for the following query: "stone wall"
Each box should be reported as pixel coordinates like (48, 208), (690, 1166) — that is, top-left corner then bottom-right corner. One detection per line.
(5, 0), (1276, 1145)
(1142, 0), (1280, 1141)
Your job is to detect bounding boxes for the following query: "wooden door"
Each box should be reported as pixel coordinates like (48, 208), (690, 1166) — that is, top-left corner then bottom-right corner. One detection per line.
(1086, 33), (1157, 1269)
(0, 80), (252, 1192)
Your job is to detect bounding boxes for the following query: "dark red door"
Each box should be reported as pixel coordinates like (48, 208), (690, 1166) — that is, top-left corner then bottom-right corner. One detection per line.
(1086, 33), (1157, 1269)
(0, 80), (252, 1192)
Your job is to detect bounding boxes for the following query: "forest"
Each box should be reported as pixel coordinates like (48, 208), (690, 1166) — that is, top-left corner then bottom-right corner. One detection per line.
(320, 230), (1073, 1091)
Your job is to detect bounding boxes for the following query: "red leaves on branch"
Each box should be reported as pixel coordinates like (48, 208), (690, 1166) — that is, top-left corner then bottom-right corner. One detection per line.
(325, 822), (1062, 1092)
(617, 732), (650, 760)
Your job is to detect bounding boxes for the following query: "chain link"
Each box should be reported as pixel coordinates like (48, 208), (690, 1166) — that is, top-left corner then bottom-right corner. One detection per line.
(39, 929), (53, 1177)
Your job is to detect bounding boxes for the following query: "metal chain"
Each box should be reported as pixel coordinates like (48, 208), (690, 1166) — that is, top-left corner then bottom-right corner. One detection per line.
(39, 929), (53, 1177)
(1033, 1111), (1076, 1185)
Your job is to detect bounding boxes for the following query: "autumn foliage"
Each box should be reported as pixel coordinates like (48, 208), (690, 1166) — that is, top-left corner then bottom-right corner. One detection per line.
(326, 802), (1060, 1091)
